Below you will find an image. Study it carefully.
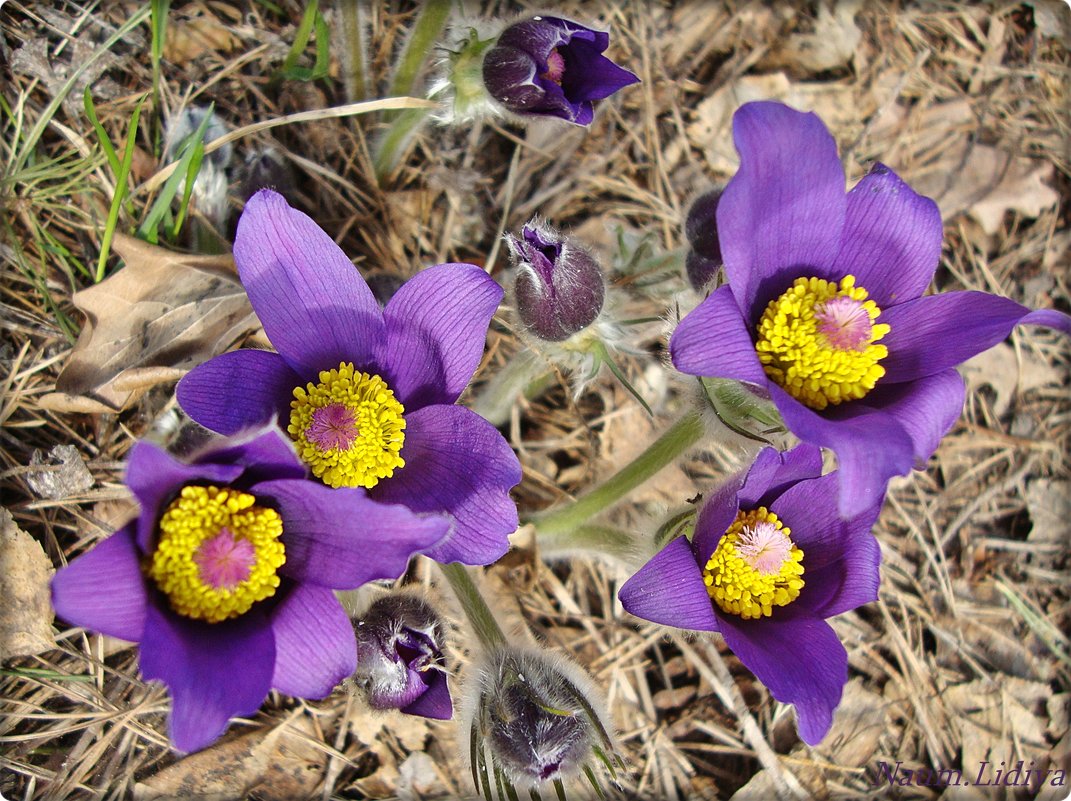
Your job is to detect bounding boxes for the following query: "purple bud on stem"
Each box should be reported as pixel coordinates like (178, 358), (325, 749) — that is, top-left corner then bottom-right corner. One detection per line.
(481, 16), (639, 126)
(507, 220), (605, 342)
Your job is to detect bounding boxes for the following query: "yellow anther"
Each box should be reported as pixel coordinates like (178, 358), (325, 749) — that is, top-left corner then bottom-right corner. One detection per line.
(755, 274), (890, 410)
(288, 363), (406, 489)
(702, 507), (805, 620)
(147, 485), (285, 623)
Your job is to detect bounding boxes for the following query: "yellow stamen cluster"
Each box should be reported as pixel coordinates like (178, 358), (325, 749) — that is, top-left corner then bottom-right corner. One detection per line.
(147, 486), (285, 623)
(755, 274), (891, 410)
(702, 507), (805, 620)
(289, 363), (406, 489)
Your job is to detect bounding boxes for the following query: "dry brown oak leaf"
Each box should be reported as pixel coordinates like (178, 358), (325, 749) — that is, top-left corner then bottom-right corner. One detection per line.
(45, 233), (259, 413)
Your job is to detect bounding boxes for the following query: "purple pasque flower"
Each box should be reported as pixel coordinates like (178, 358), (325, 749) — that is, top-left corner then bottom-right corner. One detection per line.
(506, 219), (605, 341)
(176, 189), (522, 566)
(50, 427), (450, 753)
(671, 101), (1071, 519)
(618, 443), (882, 745)
(482, 16), (639, 125)
(352, 593), (451, 720)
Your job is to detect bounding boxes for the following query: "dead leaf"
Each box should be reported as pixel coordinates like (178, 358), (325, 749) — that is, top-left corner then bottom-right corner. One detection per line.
(903, 102), (1060, 235)
(944, 677), (1050, 773)
(134, 712), (327, 801)
(1026, 479), (1071, 546)
(960, 342), (1061, 417)
(10, 37), (122, 117)
(816, 678), (896, 767)
(164, 11), (241, 65)
(0, 508), (56, 661)
(27, 444), (94, 500)
(53, 233), (259, 412)
(688, 74), (864, 175)
(760, 0), (864, 75)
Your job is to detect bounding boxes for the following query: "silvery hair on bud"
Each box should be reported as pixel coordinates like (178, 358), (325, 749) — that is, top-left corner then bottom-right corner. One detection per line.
(459, 645), (618, 794)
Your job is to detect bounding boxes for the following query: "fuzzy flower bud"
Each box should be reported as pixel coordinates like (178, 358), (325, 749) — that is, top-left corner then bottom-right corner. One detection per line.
(163, 106), (232, 230)
(683, 188), (723, 291)
(462, 646), (620, 794)
(507, 220), (605, 342)
(352, 594), (452, 720)
(481, 16), (639, 125)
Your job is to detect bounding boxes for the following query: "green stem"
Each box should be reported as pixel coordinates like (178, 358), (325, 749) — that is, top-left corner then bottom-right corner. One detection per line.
(469, 349), (555, 428)
(372, 107), (433, 182)
(337, 0), (367, 101)
(529, 412), (705, 540)
(537, 524), (636, 560)
(440, 562), (507, 652)
(389, 0), (452, 99)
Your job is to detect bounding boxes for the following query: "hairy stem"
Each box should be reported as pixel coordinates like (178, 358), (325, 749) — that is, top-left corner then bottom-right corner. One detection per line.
(529, 411), (705, 540)
(440, 562), (507, 652)
(469, 349), (556, 428)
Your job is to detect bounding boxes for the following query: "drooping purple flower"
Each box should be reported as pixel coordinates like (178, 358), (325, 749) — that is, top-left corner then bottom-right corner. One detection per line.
(506, 219), (605, 341)
(618, 443), (882, 745)
(670, 101), (1071, 519)
(461, 646), (617, 791)
(482, 16), (639, 126)
(177, 189), (522, 566)
(352, 593), (451, 720)
(50, 427), (450, 753)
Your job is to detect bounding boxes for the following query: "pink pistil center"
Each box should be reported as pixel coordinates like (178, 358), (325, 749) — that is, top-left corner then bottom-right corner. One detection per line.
(541, 49), (566, 84)
(734, 522), (792, 575)
(814, 295), (873, 350)
(194, 527), (256, 590)
(306, 403), (359, 452)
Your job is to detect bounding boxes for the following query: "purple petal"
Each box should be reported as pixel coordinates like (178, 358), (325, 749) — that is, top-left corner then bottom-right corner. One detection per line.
(718, 610), (847, 745)
(769, 473), (880, 572)
(498, 18), (570, 58)
(797, 530), (881, 619)
(558, 37), (639, 102)
(881, 291), (1071, 383)
(738, 443), (824, 509)
(200, 425), (308, 484)
(50, 525), (147, 642)
(670, 285), (768, 384)
(864, 369), (965, 467)
(233, 189), (385, 378)
(140, 604), (274, 753)
(832, 163), (942, 307)
(177, 349), (299, 436)
(618, 537), (719, 632)
(718, 102), (846, 321)
(770, 386), (913, 520)
(251, 479), (450, 589)
(377, 264), (503, 409)
(270, 584), (356, 698)
(125, 441), (244, 551)
(692, 470), (747, 563)
(401, 670), (453, 720)
(371, 405), (521, 566)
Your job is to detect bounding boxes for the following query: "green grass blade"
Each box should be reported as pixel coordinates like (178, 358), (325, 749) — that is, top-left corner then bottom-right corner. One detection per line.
(276, 0), (320, 81)
(150, 0), (172, 101)
(96, 96), (145, 282)
(170, 137), (205, 239)
(83, 87), (120, 175)
(137, 103), (214, 244)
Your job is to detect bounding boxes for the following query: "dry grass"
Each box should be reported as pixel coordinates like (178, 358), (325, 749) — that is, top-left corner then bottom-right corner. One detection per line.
(1, 1), (1069, 799)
